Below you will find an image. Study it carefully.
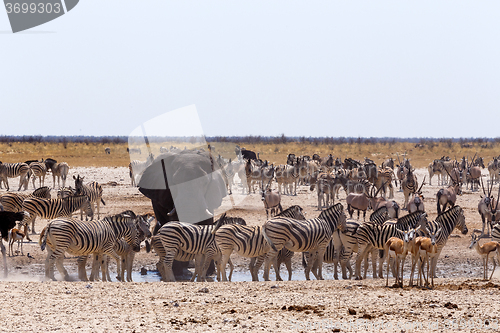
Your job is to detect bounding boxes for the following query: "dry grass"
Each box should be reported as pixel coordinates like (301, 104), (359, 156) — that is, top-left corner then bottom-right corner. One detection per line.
(0, 140), (498, 169)
(0, 142), (129, 167)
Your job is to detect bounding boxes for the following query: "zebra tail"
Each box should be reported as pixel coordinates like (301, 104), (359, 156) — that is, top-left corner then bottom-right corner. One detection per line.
(39, 225), (49, 251)
(261, 224), (277, 252)
(101, 198), (106, 205)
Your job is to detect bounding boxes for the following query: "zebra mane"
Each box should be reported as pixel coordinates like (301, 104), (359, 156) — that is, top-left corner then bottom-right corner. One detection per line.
(318, 203), (345, 231)
(318, 203), (343, 220)
(212, 213), (247, 234)
(369, 206), (389, 224)
(394, 210), (427, 229)
(436, 205), (462, 221)
(276, 205), (303, 218)
(32, 186), (51, 198)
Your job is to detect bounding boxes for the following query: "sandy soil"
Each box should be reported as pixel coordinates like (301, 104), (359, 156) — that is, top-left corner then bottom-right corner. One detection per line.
(0, 166), (499, 332)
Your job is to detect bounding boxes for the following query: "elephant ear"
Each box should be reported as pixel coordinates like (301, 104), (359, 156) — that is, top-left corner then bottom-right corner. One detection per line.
(205, 169), (228, 210)
(138, 152), (179, 190)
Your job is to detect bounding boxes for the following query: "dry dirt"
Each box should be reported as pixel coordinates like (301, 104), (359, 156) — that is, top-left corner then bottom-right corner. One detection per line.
(0, 166), (499, 332)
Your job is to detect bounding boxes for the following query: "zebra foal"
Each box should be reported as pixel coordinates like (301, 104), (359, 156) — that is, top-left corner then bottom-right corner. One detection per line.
(263, 203), (346, 281)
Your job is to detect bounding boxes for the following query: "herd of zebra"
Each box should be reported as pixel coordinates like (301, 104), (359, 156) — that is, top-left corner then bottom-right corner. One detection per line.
(2, 150), (500, 287)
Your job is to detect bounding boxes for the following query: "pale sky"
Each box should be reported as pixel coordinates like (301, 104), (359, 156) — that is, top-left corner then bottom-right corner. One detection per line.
(1, 1), (499, 138)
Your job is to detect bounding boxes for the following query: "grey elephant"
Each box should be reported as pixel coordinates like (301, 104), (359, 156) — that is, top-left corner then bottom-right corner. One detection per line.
(138, 149), (227, 277)
(138, 149), (227, 228)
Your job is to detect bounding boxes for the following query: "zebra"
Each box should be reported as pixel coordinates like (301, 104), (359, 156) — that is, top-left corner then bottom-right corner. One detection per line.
(104, 147), (111, 154)
(401, 169), (419, 209)
(44, 159), (70, 188)
(263, 203), (346, 281)
(40, 213), (149, 281)
(21, 195), (93, 237)
(411, 205), (468, 281)
(215, 205), (305, 282)
(158, 213), (246, 282)
(0, 186), (51, 213)
(151, 234), (237, 282)
(82, 213), (154, 282)
(354, 211), (428, 280)
(129, 154), (154, 187)
(74, 175), (105, 220)
(29, 161), (47, 189)
(0, 162), (30, 191)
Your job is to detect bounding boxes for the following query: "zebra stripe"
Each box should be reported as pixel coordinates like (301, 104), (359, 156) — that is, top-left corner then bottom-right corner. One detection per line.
(29, 162), (47, 189)
(492, 223), (500, 243)
(57, 186), (75, 199)
(74, 175), (105, 220)
(40, 213), (148, 281)
(214, 205), (304, 282)
(369, 206), (390, 225)
(263, 203), (346, 281)
(0, 162), (30, 191)
(0, 187), (51, 213)
(21, 195), (92, 235)
(158, 214), (246, 282)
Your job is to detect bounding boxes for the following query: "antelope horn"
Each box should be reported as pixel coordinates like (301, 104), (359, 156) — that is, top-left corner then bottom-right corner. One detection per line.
(443, 165), (457, 185)
(495, 185), (500, 212)
(396, 152), (401, 165)
(489, 175), (494, 197)
(417, 176), (426, 193)
(481, 177), (487, 196)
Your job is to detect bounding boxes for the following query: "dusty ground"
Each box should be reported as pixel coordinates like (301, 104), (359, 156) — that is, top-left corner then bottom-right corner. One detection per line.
(0, 166), (499, 332)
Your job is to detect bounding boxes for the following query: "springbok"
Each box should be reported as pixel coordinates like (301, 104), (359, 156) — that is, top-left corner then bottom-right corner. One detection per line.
(416, 227), (441, 288)
(469, 233), (500, 280)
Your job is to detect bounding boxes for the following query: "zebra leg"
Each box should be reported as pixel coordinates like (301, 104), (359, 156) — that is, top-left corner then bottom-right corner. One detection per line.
(378, 249), (385, 278)
(355, 244), (371, 280)
(53, 255), (71, 281)
(228, 258), (234, 282)
(44, 247), (57, 281)
(77, 255), (90, 281)
(219, 251), (232, 282)
(314, 248), (327, 280)
(284, 257), (292, 281)
(192, 254), (204, 282)
(103, 250), (121, 282)
(431, 248), (443, 278)
(305, 252), (317, 280)
(263, 250), (279, 281)
(249, 257), (257, 281)
(251, 255), (267, 281)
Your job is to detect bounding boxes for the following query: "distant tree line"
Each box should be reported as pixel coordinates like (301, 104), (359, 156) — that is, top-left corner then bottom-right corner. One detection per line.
(0, 135), (499, 147)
